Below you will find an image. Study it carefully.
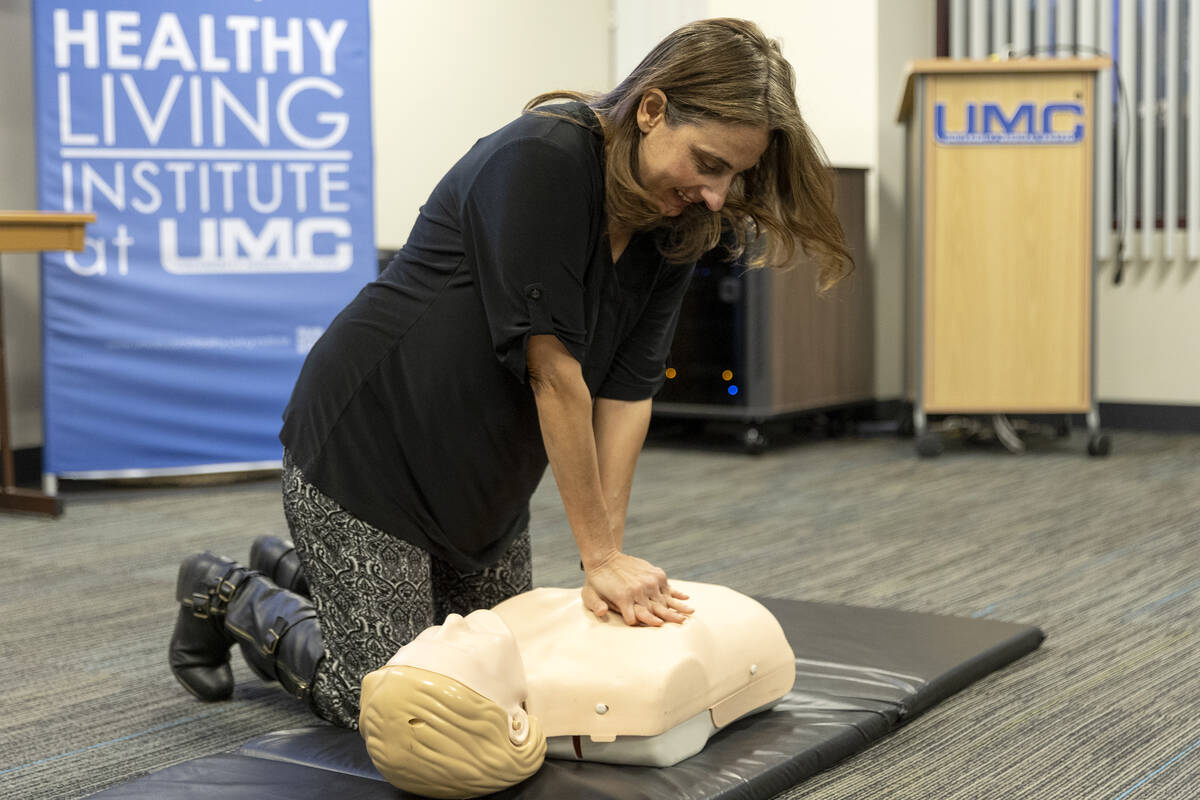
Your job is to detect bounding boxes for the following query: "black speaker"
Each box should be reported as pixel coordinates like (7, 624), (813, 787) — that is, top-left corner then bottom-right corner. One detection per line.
(656, 248), (751, 408)
(652, 168), (874, 446)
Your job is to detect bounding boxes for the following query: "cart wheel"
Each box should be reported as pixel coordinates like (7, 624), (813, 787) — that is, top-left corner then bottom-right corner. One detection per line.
(916, 431), (944, 458)
(1055, 415), (1072, 438)
(1087, 434), (1112, 457)
(825, 412), (851, 439)
(742, 426), (768, 455)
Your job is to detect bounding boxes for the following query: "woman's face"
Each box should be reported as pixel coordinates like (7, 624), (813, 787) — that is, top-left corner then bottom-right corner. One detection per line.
(635, 90), (769, 217)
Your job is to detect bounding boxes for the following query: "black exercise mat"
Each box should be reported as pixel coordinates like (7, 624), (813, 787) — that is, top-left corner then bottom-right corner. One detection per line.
(87, 598), (1044, 800)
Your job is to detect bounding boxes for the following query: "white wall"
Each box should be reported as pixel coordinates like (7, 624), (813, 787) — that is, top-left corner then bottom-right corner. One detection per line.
(876, 0), (935, 398)
(615, 0), (876, 168)
(1097, 238), (1200, 404)
(372, 0), (610, 247)
(612, 0), (707, 87)
(0, 0), (41, 448)
(705, 0), (877, 169)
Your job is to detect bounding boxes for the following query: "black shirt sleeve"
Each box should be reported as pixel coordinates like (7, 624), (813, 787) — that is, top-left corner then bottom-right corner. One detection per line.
(461, 137), (597, 382)
(597, 261), (695, 401)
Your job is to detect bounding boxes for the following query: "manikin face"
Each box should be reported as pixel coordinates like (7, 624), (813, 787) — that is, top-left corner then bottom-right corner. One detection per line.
(635, 90), (769, 217)
(387, 610), (531, 744)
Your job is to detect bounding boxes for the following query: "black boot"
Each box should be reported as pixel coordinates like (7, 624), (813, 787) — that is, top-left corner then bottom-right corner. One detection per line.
(168, 552), (255, 701)
(223, 571), (323, 704)
(249, 535), (310, 597)
(169, 552), (323, 708)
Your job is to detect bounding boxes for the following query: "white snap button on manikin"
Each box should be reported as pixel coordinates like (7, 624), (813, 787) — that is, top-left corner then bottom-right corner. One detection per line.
(750, 664), (758, 676)
(595, 703), (609, 715)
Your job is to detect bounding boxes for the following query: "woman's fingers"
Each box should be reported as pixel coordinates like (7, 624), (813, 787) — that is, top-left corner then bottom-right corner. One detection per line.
(652, 584), (693, 615)
(580, 584), (611, 619)
(666, 595), (694, 616)
(652, 602), (688, 624)
(581, 591), (690, 626)
(633, 603), (665, 627)
(583, 553), (695, 626)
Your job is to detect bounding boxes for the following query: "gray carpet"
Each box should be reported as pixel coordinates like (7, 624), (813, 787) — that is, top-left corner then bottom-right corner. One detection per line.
(1, 428), (1197, 799)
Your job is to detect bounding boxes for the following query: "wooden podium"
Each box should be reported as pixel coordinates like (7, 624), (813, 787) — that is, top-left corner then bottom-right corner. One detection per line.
(897, 58), (1111, 456)
(0, 211), (95, 515)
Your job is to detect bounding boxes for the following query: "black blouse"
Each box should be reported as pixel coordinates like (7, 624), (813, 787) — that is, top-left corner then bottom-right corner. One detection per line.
(279, 103), (694, 571)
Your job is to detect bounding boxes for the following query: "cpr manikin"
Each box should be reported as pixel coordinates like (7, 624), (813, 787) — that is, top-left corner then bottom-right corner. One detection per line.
(359, 581), (795, 799)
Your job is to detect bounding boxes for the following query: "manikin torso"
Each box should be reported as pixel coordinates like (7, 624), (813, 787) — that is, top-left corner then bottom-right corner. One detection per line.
(385, 580), (795, 766)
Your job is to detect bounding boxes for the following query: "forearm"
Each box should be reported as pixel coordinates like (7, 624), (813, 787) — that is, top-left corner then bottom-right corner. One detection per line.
(592, 397), (653, 550)
(528, 338), (617, 570)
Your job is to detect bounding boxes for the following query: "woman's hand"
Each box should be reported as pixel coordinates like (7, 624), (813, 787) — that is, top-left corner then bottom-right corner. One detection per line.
(581, 552), (693, 626)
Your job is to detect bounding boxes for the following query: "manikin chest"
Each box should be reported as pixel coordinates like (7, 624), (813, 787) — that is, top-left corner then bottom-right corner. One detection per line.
(492, 580), (795, 766)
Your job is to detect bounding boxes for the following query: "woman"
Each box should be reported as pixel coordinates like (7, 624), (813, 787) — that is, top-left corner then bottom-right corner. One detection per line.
(168, 17), (852, 730)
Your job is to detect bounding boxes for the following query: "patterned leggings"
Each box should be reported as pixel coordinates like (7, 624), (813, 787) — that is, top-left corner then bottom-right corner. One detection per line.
(280, 451), (533, 729)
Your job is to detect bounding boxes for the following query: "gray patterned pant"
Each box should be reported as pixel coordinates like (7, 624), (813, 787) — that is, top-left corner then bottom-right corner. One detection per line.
(280, 451), (533, 729)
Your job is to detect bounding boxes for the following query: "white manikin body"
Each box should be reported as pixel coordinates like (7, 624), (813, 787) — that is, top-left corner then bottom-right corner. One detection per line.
(490, 579), (795, 766)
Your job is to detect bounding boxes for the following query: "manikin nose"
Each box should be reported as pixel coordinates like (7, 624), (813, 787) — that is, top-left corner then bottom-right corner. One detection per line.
(440, 614), (466, 631)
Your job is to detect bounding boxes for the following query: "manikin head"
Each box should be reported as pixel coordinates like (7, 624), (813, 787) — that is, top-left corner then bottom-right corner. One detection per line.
(358, 610), (546, 799)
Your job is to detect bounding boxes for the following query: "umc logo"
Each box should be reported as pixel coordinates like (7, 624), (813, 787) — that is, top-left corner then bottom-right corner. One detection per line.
(934, 101), (1085, 145)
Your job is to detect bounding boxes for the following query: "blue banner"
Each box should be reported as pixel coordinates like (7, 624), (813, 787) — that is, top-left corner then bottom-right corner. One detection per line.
(33, 0), (374, 475)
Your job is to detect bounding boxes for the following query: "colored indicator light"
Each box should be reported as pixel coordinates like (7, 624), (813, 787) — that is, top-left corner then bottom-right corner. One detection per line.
(728, 385), (739, 396)
(721, 370), (733, 381)
(665, 368), (677, 379)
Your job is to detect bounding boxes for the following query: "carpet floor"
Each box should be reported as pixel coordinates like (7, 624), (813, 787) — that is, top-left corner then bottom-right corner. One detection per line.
(0, 427), (1196, 799)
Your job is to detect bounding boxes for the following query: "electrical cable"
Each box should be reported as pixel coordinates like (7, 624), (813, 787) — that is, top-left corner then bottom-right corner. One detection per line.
(992, 413), (1026, 453)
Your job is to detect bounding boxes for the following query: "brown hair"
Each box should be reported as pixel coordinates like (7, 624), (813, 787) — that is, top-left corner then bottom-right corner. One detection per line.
(527, 18), (853, 290)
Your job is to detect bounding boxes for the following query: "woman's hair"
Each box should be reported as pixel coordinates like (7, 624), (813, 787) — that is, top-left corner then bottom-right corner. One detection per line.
(526, 17), (853, 291)
(359, 666), (546, 799)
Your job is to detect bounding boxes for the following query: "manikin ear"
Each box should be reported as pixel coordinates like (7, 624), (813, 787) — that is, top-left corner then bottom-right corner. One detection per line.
(507, 706), (530, 746)
(637, 89), (669, 133)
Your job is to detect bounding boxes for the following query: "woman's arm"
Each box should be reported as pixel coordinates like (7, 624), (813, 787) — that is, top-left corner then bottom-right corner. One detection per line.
(526, 334), (689, 626)
(592, 396), (652, 550)
(527, 334), (613, 569)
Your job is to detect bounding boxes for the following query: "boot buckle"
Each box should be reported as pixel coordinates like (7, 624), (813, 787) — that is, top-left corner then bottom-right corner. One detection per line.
(190, 591), (212, 619)
(215, 576), (238, 605)
(262, 616), (287, 655)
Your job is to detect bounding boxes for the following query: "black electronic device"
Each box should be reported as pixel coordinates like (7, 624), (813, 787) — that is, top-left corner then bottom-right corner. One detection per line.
(652, 168), (873, 452)
(656, 247), (748, 407)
